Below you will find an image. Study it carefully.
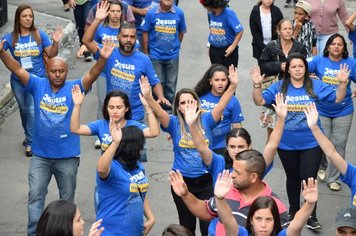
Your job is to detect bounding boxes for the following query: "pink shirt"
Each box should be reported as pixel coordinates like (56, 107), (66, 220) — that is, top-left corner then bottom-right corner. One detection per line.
(307, 0), (349, 35)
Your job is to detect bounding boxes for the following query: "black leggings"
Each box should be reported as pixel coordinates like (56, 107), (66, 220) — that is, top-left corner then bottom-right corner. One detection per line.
(209, 45), (239, 68)
(278, 146), (322, 216)
(171, 173), (213, 236)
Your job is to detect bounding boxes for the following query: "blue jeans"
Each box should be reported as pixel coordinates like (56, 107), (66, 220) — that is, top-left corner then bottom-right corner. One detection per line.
(27, 155), (79, 236)
(316, 34), (332, 56)
(151, 58), (179, 106)
(10, 77), (34, 146)
(73, 0), (91, 44)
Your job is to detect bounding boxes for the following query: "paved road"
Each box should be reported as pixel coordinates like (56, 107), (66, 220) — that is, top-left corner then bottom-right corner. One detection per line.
(0, 0), (355, 235)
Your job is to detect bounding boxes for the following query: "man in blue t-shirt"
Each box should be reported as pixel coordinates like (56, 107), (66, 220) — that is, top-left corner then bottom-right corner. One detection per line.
(0, 40), (113, 236)
(83, 21), (169, 121)
(141, 0), (187, 111)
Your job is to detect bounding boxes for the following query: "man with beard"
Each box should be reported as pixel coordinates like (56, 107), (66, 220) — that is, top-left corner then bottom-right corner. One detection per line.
(169, 149), (289, 236)
(83, 21), (169, 122)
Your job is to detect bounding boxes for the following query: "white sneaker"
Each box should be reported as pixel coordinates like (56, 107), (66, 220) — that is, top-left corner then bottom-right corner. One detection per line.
(94, 140), (101, 149)
(317, 169), (326, 181)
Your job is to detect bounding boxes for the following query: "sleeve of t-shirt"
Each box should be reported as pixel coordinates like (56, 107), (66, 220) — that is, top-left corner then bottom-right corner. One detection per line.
(178, 9), (187, 33)
(145, 58), (160, 87)
(237, 226), (249, 236)
(230, 97), (244, 123)
(306, 56), (317, 74)
(262, 82), (279, 105)
(228, 9), (244, 34)
(160, 115), (174, 134)
(25, 74), (43, 95)
(2, 33), (12, 51)
(313, 79), (336, 103)
(87, 120), (99, 135)
(39, 29), (52, 48)
(340, 162), (356, 189)
(140, 11), (152, 32)
(206, 197), (218, 217)
(348, 29), (356, 42)
(206, 152), (225, 180)
(348, 59), (356, 83)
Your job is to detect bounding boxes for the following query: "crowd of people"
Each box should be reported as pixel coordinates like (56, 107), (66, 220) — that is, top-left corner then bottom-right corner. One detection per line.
(0, 0), (355, 235)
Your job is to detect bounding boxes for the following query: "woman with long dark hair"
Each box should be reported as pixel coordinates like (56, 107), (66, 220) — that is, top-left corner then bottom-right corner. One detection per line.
(252, 53), (349, 230)
(2, 4), (63, 157)
(194, 64), (244, 155)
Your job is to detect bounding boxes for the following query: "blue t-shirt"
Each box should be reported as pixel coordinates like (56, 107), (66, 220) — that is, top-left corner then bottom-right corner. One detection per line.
(263, 79), (336, 150)
(100, 47), (160, 121)
(3, 30), (52, 80)
(96, 160), (148, 235)
(87, 119), (147, 152)
(141, 5), (187, 60)
(238, 227), (287, 236)
(123, 0), (153, 30)
(349, 28), (356, 58)
(25, 74), (84, 158)
(161, 112), (217, 178)
(200, 92), (244, 150)
(207, 8), (243, 47)
(94, 24), (120, 45)
(307, 56), (356, 117)
(340, 162), (356, 207)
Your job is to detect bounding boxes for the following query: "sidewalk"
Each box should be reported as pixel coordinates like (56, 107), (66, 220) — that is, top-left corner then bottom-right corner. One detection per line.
(0, 4), (76, 109)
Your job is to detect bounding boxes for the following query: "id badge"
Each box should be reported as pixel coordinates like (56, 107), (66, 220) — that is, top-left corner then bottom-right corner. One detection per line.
(20, 57), (33, 69)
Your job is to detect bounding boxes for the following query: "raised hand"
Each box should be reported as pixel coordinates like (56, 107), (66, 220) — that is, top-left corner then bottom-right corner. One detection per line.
(337, 63), (350, 84)
(139, 76), (152, 99)
(156, 96), (171, 107)
(88, 219), (104, 236)
(98, 39), (115, 59)
(96, 0), (110, 21)
(250, 65), (264, 84)
(302, 178), (318, 204)
(168, 170), (188, 197)
(272, 93), (287, 119)
(228, 64), (238, 87)
(184, 100), (200, 126)
(109, 118), (122, 144)
(52, 25), (64, 43)
(139, 93), (149, 107)
(214, 170), (233, 199)
(304, 102), (319, 129)
(71, 84), (85, 105)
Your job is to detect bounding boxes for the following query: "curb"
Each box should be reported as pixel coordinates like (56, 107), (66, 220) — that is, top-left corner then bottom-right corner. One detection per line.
(0, 9), (76, 110)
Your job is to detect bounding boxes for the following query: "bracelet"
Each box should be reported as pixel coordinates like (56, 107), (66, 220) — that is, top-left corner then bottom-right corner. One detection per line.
(146, 110), (153, 115)
(253, 83), (262, 89)
(215, 195), (224, 200)
(339, 80), (348, 84)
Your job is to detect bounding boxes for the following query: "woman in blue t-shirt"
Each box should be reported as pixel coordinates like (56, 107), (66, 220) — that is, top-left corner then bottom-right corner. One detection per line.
(2, 4), (63, 157)
(251, 53), (349, 230)
(215, 170), (317, 236)
(199, 0), (244, 68)
(307, 33), (356, 192)
(140, 64), (238, 236)
(96, 125), (151, 235)
(194, 63), (244, 155)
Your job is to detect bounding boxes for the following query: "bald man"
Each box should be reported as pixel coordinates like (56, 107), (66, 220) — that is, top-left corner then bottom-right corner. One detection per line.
(0, 40), (114, 236)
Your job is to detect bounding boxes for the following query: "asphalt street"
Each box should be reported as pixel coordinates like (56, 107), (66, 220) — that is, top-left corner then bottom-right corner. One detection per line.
(0, 0), (355, 235)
